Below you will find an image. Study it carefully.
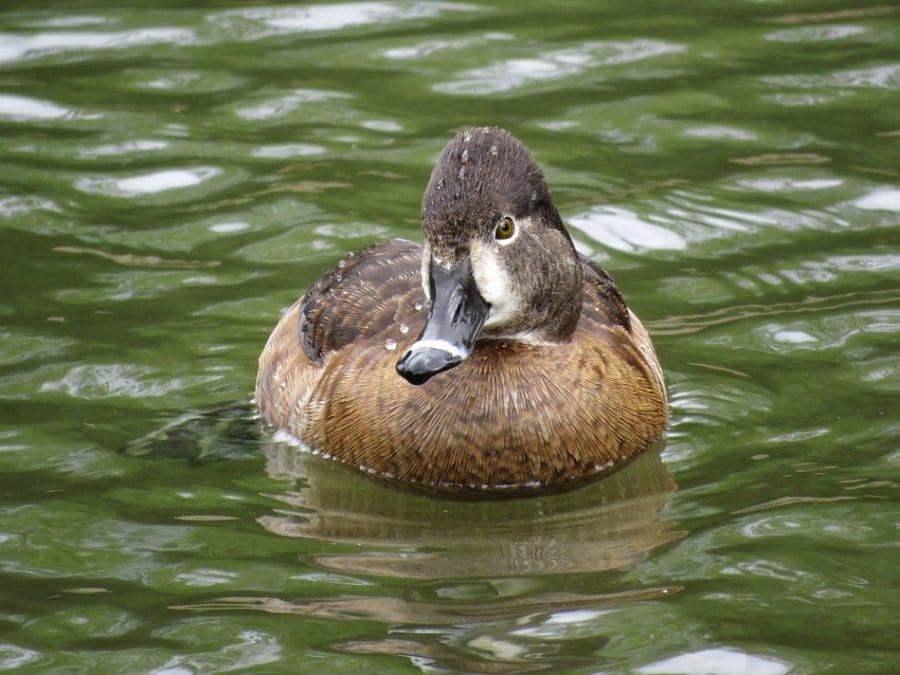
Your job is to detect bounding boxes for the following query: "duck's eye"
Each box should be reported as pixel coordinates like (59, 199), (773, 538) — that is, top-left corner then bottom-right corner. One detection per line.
(495, 217), (515, 240)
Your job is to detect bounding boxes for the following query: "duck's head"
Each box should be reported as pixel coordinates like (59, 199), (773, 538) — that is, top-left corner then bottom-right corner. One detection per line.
(397, 127), (583, 385)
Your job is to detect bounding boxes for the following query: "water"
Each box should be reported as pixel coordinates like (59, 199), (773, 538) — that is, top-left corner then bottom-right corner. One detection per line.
(1, 1), (898, 672)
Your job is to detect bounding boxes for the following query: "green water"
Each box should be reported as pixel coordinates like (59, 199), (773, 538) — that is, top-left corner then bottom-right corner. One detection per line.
(1, 1), (898, 672)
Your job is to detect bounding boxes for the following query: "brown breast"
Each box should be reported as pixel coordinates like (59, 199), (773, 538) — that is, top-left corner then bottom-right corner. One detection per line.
(256, 239), (667, 495)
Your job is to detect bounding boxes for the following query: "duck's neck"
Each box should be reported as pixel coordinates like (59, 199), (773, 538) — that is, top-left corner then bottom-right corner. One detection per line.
(484, 257), (583, 345)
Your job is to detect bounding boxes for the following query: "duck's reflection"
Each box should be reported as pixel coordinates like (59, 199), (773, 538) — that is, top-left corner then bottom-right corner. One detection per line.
(260, 439), (681, 579)
(175, 440), (682, 673)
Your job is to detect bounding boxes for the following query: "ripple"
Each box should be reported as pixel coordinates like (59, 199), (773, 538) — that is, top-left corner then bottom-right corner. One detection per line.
(360, 119), (402, 132)
(78, 139), (169, 158)
(737, 176), (843, 192)
(175, 568), (239, 587)
(234, 89), (352, 121)
(40, 364), (220, 399)
(637, 647), (791, 675)
(754, 309), (899, 353)
(0, 645), (41, 670)
(129, 68), (248, 93)
(763, 63), (900, 105)
(764, 7), (897, 24)
(114, 169), (217, 194)
(209, 221), (250, 234)
(75, 167), (221, 197)
(0, 195), (60, 217)
(765, 24), (869, 43)
(668, 381), (773, 433)
(149, 628), (282, 672)
(853, 188), (900, 211)
(771, 328), (816, 344)
(434, 39), (684, 94)
(569, 205), (686, 252)
(861, 355), (899, 390)
(682, 125), (758, 141)
(0, 28), (195, 63)
(251, 143), (327, 159)
(383, 32), (511, 59)
(0, 93), (74, 121)
(829, 63), (900, 89)
(23, 15), (109, 29)
(209, 2), (473, 39)
(765, 92), (841, 107)
(0, 332), (74, 370)
(568, 188), (778, 258)
(730, 152), (830, 166)
(175, 586), (676, 624)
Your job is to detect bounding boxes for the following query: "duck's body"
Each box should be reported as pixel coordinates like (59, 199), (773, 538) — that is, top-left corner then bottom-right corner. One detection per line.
(256, 128), (667, 495)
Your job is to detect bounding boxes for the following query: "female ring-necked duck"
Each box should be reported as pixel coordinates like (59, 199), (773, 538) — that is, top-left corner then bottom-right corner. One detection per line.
(256, 127), (667, 495)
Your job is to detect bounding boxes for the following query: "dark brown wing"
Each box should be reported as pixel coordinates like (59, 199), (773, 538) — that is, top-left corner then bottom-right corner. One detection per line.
(300, 238), (426, 362)
(578, 254), (631, 332)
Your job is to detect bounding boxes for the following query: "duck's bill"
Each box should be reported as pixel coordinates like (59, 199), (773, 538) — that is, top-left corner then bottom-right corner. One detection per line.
(396, 256), (489, 385)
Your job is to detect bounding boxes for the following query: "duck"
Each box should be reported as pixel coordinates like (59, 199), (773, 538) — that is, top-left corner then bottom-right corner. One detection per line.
(256, 127), (667, 495)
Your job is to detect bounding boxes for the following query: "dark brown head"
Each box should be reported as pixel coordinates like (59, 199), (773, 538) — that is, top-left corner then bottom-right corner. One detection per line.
(397, 127), (583, 384)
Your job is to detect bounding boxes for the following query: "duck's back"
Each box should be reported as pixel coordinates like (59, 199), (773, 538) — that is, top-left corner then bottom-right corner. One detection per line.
(256, 240), (667, 493)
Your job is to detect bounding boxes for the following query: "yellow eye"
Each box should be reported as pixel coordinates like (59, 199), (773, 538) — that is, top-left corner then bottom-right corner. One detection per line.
(495, 217), (515, 240)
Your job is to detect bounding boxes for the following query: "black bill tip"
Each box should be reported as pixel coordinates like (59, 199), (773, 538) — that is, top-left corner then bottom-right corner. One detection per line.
(396, 343), (466, 385)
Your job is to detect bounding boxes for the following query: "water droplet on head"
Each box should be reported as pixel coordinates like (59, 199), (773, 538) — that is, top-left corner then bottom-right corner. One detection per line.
(399, 322), (409, 334)
(458, 166), (466, 179)
(464, 132), (472, 142)
(489, 145), (498, 156)
(384, 338), (397, 351)
(338, 259), (346, 268)
(413, 302), (423, 311)
(461, 148), (469, 163)
(335, 272), (343, 282)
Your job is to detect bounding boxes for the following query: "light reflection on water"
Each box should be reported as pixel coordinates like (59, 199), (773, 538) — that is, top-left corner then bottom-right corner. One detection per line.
(75, 167), (222, 196)
(0, 93), (82, 120)
(208, 2), (473, 38)
(433, 39), (685, 95)
(0, 28), (196, 63)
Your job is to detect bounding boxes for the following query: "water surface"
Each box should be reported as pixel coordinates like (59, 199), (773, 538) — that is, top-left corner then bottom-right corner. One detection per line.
(1, 1), (898, 672)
